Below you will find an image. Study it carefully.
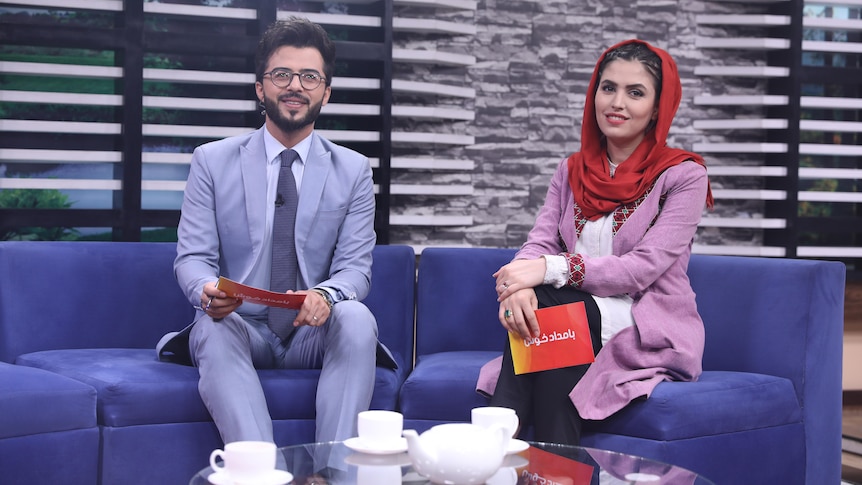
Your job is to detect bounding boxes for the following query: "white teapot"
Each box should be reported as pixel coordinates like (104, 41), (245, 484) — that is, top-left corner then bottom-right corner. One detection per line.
(402, 423), (510, 484)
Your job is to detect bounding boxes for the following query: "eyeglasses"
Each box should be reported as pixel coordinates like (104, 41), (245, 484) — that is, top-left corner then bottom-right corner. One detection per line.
(263, 68), (326, 90)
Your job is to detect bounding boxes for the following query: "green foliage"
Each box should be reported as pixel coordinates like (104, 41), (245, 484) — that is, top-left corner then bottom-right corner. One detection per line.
(0, 188), (79, 241)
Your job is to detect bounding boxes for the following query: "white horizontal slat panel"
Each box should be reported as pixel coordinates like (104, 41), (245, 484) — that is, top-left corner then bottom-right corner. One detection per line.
(389, 215), (473, 226)
(0, 90), (122, 106)
(333, 78), (381, 90)
(803, 40), (862, 54)
(393, 0), (477, 9)
(144, 68), (252, 85)
(394, 17), (476, 35)
(142, 124), (251, 138)
(695, 14), (790, 26)
(799, 167), (862, 180)
(698, 217), (787, 228)
(393, 80), (475, 98)
(798, 191), (862, 203)
(290, 12), (381, 28)
(798, 246), (862, 258)
(706, 166), (787, 177)
(390, 184), (473, 195)
(693, 119), (788, 130)
(0, 119), (121, 134)
(143, 96), (255, 112)
(693, 142), (788, 153)
(391, 132), (474, 145)
(142, 180), (186, 191)
(0, 148), (121, 163)
(393, 49), (476, 66)
(801, 96), (862, 110)
(800, 144), (862, 157)
(144, 2), (256, 19)
(711, 189), (787, 200)
(694, 94), (789, 106)
(803, 17), (862, 32)
(800, 120), (862, 133)
(322, 104), (381, 116)
(695, 37), (790, 49)
(141, 124), (381, 143)
(368, 158), (475, 170)
(392, 105), (474, 121)
(142, 153), (191, 165)
(692, 244), (786, 257)
(694, 66), (790, 77)
(0, 178), (120, 190)
(0, 0), (122, 10)
(0, 61), (122, 78)
(394, 158), (475, 170)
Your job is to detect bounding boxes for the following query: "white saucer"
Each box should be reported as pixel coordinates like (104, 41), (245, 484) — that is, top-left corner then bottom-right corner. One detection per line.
(344, 451), (412, 467)
(207, 469), (293, 485)
(507, 438), (529, 454)
(344, 436), (409, 455)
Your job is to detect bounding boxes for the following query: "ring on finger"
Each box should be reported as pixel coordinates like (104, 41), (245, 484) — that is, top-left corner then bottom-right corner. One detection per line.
(504, 309), (513, 319)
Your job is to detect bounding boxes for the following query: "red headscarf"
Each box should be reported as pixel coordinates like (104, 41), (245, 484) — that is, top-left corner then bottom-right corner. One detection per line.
(568, 39), (714, 220)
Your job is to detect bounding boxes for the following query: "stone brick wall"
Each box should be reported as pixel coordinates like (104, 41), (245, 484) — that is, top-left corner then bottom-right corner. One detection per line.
(389, 0), (775, 250)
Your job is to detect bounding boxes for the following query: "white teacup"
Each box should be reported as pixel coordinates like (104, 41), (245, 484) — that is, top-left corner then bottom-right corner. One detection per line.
(357, 464), (402, 485)
(471, 406), (520, 439)
(209, 440), (276, 484)
(357, 410), (403, 448)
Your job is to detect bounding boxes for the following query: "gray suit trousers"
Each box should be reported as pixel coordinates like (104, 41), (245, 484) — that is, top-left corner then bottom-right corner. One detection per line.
(189, 301), (378, 444)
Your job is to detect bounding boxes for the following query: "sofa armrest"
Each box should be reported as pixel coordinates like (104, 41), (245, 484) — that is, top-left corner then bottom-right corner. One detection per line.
(688, 254), (845, 484)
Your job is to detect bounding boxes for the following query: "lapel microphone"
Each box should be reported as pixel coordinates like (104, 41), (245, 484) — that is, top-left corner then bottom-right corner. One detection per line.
(275, 193), (284, 207)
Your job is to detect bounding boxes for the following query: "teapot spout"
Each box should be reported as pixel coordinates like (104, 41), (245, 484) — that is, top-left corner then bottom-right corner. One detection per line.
(402, 429), (435, 472)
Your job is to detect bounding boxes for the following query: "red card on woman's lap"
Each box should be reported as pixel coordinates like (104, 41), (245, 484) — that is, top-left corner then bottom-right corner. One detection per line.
(508, 302), (595, 375)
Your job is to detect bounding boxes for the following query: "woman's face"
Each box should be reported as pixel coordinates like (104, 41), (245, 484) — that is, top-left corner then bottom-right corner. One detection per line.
(594, 58), (658, 153)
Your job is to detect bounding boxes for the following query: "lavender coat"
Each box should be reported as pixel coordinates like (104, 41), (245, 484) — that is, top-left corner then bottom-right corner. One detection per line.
(477, 157), (709, 420)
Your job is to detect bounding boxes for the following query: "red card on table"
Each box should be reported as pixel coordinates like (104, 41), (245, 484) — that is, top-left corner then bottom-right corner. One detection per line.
(508, 302), (594, 375)
(519, 446), (595, 484)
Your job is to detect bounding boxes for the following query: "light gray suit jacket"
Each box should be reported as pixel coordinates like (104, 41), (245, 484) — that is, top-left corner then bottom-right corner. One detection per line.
(157, 127), (387, 366)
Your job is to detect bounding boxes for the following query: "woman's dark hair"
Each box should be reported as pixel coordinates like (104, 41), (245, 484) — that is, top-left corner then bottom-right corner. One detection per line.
(255, 17), (335, 86)
(596, 42), (663, 101)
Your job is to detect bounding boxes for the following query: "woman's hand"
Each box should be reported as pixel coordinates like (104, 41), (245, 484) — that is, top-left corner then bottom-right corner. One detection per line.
(493, 258), (546, 302)
(499, 288), (539, 340)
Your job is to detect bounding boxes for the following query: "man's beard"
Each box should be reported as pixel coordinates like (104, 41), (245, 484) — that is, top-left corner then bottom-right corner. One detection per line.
(263, 92), (324, 133)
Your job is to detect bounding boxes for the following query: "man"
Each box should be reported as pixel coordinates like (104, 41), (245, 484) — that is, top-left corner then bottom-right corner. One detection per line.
(157, 17), (385, 446)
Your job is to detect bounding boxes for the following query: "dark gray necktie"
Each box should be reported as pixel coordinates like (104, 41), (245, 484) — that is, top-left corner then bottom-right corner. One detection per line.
(268, 149), (300, 340)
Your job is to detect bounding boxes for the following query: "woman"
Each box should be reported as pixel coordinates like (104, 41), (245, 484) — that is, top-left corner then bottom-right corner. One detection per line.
(477, 39), (714, 445)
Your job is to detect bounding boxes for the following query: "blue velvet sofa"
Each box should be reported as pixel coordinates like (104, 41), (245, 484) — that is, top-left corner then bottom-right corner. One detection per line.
(0, 242), (845, 484)
(398, 247), (845, 485)
(0, 241), (415, 485)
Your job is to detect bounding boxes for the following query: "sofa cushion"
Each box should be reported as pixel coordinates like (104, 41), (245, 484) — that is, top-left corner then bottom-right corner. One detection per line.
(0, 362), (97, 438)
(584, 371), (802, 440)
(399, 351), (498, 422)
(17, 348), (402, 427)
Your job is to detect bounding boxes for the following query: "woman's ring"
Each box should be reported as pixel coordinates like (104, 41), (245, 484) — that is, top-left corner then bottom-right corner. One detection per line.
(504, 309), (513, 319)
(313, 315), (319, 321)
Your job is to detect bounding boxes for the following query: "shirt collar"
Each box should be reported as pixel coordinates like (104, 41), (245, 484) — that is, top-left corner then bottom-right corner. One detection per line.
(262, 126), (313, 166)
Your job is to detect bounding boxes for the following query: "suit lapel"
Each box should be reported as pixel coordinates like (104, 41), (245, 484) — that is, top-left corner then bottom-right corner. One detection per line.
(295, 133), (331, 279)
(240, 128), (269, 272)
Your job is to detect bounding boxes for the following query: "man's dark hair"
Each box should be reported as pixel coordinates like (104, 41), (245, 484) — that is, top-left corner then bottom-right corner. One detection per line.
(255, 16), (335, 86)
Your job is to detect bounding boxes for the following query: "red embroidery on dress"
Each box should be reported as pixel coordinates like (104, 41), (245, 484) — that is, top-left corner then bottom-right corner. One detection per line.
(566, 253), (585, 287)
(565, 184), (657, 287)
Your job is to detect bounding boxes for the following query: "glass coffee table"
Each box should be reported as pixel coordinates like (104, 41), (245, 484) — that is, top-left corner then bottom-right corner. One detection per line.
(190, 440), (715, 484)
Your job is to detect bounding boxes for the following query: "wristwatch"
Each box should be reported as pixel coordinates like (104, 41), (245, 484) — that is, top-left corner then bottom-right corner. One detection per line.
(311, 288), (334, 310)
